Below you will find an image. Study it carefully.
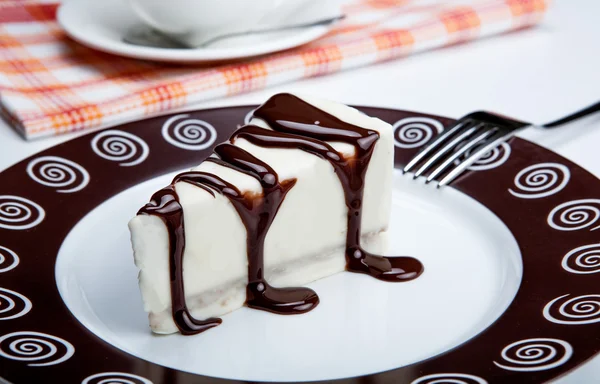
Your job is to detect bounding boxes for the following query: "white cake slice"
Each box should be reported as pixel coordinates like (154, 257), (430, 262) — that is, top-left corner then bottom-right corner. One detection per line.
(129, 93), (398, 335)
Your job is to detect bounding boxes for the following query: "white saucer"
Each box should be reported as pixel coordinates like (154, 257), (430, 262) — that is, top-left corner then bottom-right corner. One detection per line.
(57, 0), (333, 63)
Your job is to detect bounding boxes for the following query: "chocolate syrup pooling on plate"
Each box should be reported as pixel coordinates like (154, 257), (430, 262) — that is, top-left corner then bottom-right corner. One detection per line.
(139, 93), (423, 335)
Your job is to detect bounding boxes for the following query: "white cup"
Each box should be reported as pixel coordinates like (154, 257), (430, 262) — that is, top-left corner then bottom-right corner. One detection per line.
(128, 0), (341, 47)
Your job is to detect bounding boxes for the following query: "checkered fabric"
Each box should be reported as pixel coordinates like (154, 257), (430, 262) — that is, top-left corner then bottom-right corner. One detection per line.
(0, 0), (548, 140)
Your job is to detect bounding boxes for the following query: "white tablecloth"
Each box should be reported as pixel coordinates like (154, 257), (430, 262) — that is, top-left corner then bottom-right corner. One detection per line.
(1, 0), (598, 381)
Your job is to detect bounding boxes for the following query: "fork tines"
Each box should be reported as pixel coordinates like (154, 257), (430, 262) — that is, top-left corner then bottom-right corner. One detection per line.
(403, 112), (528, 187)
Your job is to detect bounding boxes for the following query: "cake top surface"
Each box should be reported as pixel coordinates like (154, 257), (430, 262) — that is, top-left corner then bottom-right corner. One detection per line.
(179, 92), (392, 196)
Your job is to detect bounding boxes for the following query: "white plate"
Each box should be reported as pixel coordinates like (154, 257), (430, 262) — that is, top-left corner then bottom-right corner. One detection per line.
(2, 106), (599, 384)
(55, 171), (522, 382)
(57, 0), (332, 63)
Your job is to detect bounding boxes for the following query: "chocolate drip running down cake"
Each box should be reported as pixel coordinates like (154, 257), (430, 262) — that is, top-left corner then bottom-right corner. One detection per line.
(129, 93), (424, 335)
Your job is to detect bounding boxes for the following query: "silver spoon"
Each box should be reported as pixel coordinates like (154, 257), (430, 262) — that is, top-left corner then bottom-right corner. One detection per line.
(123, 15), (344, 49)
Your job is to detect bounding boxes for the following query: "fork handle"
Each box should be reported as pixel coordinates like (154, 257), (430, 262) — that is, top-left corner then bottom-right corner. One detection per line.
(542, 100), (600, 128)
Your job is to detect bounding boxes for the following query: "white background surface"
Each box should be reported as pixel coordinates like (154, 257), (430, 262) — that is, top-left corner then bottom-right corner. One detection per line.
(1, 0), (599, 382)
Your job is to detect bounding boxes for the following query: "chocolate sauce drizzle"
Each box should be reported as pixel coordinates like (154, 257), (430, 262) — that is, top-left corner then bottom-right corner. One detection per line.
(139, 93), (423, 335)
(251, 95), (423, 282)
(138, 185), (222, 335)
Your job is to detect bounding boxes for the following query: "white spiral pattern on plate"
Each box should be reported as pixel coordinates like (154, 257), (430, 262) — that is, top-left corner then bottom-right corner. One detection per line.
(508, 163), (570, 199)
(393, 117), (444, 148)
(81, 372), (153, 384)
(547, 199), (600, 231)
(0, 331), (75, 366)
(26, 156), (90, 193)
(543, 294), (600, 325)
(0, 246), (19, 273)
(411, 373), (488, 384)
(562, 244), (600, 274)
(466, 142), (511, 171)
(91, 130), (149, 167)
(0, 288), (32, 320)
(162, 114), (217, 150)
(493, 338), (573, 372)
(0, 195), (45, 230)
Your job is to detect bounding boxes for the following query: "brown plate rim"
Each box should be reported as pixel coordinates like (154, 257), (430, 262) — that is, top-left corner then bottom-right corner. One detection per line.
(0, 105), (599, 384)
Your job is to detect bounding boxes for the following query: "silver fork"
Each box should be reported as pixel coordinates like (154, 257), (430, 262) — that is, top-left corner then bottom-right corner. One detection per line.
(403, 101), (600, 187)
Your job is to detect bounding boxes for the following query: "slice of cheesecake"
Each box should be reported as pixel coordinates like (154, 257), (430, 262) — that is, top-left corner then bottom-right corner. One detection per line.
(129, 93), (423, 335)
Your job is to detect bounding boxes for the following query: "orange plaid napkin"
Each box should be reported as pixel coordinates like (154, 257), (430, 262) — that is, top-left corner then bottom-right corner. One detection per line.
(0, 0), (547, 140)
